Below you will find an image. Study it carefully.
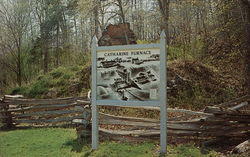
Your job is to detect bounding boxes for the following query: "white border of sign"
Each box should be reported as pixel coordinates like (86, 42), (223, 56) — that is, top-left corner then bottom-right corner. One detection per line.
(91, 31), (167, 154)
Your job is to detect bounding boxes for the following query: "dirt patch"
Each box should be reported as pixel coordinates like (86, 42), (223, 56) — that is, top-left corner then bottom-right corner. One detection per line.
(166, 60), (244, 109)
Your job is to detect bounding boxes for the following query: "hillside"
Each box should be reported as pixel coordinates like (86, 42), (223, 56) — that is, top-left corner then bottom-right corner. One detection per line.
(9, 59), (242, 110)
(10, 65), (90, 99)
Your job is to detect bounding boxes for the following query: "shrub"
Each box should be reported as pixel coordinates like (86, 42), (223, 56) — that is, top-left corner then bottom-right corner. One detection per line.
(55, 77), (68, 87)
(10, 86), (28, 96)
(27, 76), (51, 98)
(63, 73), (71, 80)
(50, 67), (66, 79)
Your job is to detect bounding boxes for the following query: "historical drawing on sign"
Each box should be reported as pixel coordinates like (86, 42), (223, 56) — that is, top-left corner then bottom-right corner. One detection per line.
(96, 49), (160, 101)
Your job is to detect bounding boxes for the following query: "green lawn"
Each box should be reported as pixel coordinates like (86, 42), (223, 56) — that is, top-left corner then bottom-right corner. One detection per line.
(0, 128), (217, 157)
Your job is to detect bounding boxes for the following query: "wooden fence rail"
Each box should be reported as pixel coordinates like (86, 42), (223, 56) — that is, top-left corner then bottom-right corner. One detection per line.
(1, 95), (250, 145)
(76, 95), (250, 143)
(0, 95), (89, 128)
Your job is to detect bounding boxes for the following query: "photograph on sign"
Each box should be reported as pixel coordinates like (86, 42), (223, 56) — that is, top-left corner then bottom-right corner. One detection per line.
(96, 48), (160, 101)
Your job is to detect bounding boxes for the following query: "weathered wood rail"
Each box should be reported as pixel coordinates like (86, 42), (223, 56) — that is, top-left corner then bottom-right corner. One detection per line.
(0, 95), (89, 128)
(1, 95), (250, 145)
(77, 95), (250, 144)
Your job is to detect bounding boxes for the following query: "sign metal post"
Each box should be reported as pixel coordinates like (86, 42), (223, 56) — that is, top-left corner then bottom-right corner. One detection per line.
(159, 31), (167, 154)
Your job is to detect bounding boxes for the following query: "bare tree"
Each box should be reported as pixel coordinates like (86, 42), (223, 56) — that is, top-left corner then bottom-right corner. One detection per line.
(0, 0), (30, 86)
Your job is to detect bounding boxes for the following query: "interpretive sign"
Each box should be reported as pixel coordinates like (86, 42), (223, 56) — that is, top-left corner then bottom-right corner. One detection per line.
(96, 49), (160, 101)
(91, 31), (167, 154)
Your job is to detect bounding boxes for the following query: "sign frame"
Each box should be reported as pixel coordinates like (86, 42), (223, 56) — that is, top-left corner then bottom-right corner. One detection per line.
(91, 31), (167, 154)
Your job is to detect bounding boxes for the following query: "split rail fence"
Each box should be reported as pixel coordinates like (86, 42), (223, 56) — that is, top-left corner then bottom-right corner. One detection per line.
(1, 95), (250, 144)
(0, 95), (89, 128)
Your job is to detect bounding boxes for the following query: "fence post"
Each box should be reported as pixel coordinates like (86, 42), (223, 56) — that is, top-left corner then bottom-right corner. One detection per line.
(0, 98), (14, 129)
(0, 99), (4, 128)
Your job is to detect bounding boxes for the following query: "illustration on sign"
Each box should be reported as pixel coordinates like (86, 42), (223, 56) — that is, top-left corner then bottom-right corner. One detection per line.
(96, 49), (160, 101)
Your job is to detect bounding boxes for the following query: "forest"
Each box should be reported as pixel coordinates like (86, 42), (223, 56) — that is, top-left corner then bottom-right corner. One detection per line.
(0, 0), (250, 108)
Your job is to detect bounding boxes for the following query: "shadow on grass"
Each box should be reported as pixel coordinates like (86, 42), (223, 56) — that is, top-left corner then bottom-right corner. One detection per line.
(63, 136), (91, 153)
(63, 137), (96, 157)
(0, 123), (79, 132)
(82, 150), (95, 157)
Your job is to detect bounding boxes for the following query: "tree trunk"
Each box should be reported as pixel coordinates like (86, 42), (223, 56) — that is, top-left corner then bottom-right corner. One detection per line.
(158, 0), (170, 44)
(240, 0), (250, 94)
(61, 11), (69, 49)
(74, 15), (78, 46)
(41, 24), (49, 74)
(55, 22), (60, 67)
(40, 1), (50, 74)
(117, 0), (125, 23)
(17, 39), (22, 87)
(43, 38), (49, 74)
(94, 1), (100, 38)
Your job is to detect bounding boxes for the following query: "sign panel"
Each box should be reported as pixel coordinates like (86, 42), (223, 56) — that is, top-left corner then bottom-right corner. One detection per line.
(96, 49), (160, 101)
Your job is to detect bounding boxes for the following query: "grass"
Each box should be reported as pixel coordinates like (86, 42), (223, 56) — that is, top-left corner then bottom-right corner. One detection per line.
(88, 142), (155, 157)
(167, 145), (217, 157)
(0, 128), (218, 157)
(0, 128), (82, 157)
